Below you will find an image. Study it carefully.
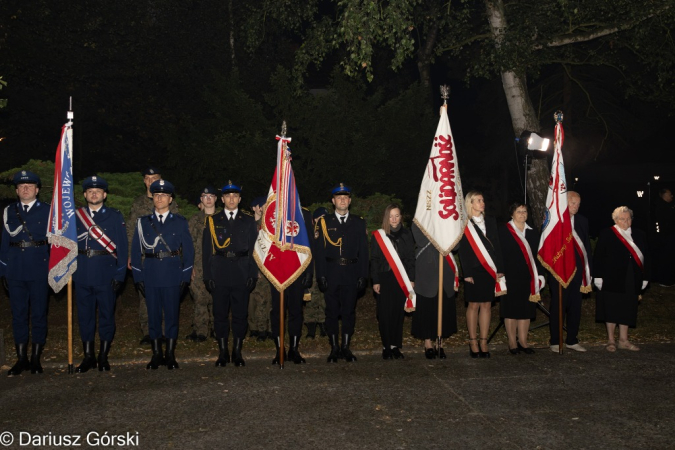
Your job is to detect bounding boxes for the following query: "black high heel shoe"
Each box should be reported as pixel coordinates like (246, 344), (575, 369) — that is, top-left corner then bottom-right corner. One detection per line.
(468, 338), (479, 359)
(479, 338), (491, 359)
(517, 342), (535, 354)
(425, 347), (436, 359)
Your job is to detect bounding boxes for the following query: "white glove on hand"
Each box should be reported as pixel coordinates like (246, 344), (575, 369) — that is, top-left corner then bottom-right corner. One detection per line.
(594, 278), (603, 290)
(642, 280), (648, 290)
(538, 275), (546, 290)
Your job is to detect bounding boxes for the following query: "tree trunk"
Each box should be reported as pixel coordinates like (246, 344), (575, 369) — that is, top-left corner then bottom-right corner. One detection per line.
(417, 20), (439, 105)
(229, 0), (237, 71)
(485, 0), (550, 228)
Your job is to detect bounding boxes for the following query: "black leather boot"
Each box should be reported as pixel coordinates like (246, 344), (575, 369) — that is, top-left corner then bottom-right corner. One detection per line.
(98, 341), (111, 371)
(30, 343), (44, 374)
(165, 338), (179, 370)
(232, 338), (245, 367)
(271, 336), (287, 365)
(7, 343), (30, 376)
(76, 341), (97, 373)
(327, 335), (340, 363)
(342, 334), (357, 362)
(305, 322), (317, 339)
(317, 323), (327, 337)
(146, 339), (164, 370)
(288, 336), (306, 364)
(215, 338), (229, 367)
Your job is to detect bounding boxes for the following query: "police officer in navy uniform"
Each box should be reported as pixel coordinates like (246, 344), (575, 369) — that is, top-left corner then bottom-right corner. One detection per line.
(270, 206), (314, 365)
(1, 171), (51, 376)
(131, 180), (194, 370)
(315, 184), (369, 363)
(74, 176), (128, 373)
(202, 181), (258, 367)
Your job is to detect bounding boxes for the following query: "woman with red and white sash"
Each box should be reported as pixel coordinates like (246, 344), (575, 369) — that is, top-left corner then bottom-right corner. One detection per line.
(370, 204), (416, 360)
(593, 206), (650, 352)
(458, 191), (505, 358)
(497, 203), (545, 355)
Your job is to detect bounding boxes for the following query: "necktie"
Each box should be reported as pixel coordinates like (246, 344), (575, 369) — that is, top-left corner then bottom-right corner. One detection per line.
(340, 215), (345, 224)
(158, 214), (164, 224)
(91, 210), (96, 219)
(23, 204), (29, 213)
(229, 212), (234, 224)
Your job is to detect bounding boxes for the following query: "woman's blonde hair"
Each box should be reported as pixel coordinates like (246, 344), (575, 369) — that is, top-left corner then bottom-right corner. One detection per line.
(465, 191), (484, 217)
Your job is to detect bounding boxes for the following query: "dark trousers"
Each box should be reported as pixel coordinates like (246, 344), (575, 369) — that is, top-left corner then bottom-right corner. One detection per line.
(549, 271), (582, 345)
(75, 284), (117, 342)
(270, 280), (304, 337)
(8, 278), (49, 345)
(212, 284), (249, 340)
(146, 286), (180, 340)
(376, 272), (405, 349)
(324, 282), (357, 336)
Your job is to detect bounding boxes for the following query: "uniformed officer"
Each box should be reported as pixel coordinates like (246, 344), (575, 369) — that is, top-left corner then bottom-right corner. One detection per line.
(127, 167), (179, 345)
(73, 176), (128, 373)
(202, 181), (258, 367)
(1, 171), (51, 375)
(304, 207), (328, 339)
(248, 196), (272, 342)
(131, 180), (194, 370)
(185, 187), (220, 342)
(315, 184), (369, 362)
(269, 206), (314, 365)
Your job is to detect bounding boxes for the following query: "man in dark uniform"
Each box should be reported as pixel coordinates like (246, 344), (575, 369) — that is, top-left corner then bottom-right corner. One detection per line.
(127, 167), (179, 345)
(304, 207), (328, 339)
(73, 176), (128, 373)
(269, 206), (314, 365)
(131, 180), (194, 370)
(202, 181), (258, 367)
(315, 184), (369, 363)
(1, 170), (51, 376)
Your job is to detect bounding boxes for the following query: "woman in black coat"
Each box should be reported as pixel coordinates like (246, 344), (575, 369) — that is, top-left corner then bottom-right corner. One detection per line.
(458, 191), (504, 358)
(593, 206), (650, 352)
(497, 203), (545, 354)
(370, 204), (415, 360)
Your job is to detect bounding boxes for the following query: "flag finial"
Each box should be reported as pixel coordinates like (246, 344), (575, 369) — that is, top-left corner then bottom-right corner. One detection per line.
(281, 121), (287, 137)
(440, 85), (450, 105)
(554, 110), (563, 124)
(67, 96), (74, 124)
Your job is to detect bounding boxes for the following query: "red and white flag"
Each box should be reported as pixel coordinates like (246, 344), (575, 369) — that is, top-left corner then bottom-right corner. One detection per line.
(46, 123), (78, 292)
(537, 121), (576, 287)
(413, 105), (467, 254)
(253, 135), (312, 291)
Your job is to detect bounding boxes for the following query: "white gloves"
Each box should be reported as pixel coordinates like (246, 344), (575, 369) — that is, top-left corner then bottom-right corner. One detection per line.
(594, 278), (603, 290)
(538, 275), (546, 290)
(642, 280), (648, 290)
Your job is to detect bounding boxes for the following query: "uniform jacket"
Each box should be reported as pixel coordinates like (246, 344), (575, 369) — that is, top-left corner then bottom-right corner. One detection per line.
(127, 194), (179, 248)
(458, 215), (504, 278)
(315, 213), (369, 286)
(202, 209), (258, 287)
(188, 208), (220, 281)
(0, 201), (50, 280)
(593, 226), (649, 294)
(411, 223), (456, 298)
(131, 212), (194, 287)
(74, 207), (128, 286)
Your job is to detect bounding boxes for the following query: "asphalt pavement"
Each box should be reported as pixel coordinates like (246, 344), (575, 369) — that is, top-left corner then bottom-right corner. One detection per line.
(1, 343), (674, 450)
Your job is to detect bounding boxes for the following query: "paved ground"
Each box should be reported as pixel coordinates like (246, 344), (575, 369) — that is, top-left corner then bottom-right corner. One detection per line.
(1, 343), (674, 450)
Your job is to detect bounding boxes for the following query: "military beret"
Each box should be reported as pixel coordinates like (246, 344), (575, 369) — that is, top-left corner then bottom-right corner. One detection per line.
(313, 206), (328, 219)
(331, 183), (351, 196)
(13, 170), (41, 186)
(251, 196), (266, 208)
(222, 180), (242, 194)
(81, 175), (108, 192)
(149, 179), (174, 195)
(142, 166), (161, 176)
(200, 186), (217, 196)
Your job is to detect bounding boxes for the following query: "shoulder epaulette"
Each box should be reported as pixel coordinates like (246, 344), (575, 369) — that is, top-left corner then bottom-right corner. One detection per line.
(241, 210), (254, 217)
(301, 206), (310, 212)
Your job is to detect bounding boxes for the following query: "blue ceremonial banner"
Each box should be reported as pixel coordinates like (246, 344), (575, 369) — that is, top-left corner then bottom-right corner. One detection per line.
(47, 123), (78, 292)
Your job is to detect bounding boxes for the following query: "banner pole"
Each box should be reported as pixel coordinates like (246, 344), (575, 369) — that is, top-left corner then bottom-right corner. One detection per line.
(437, 253), (444, 351)
(279, 289), (285, 369)
(558, 284), (564, 355)
(67, 277), (73, 374)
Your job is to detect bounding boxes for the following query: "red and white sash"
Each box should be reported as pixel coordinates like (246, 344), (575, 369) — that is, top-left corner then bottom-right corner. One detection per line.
(611, 226), (644, 272)
(76, 208), (117, 258)
(464, 220), (507, 296)
(506, 222), (542, 302)
(372, 229), (416, 311)
(571, 218), (592, 293)
(444, 253), (460, 292)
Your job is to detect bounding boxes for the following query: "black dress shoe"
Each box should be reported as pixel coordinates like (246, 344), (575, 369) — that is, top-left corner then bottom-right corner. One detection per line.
(195, 334), (207, 342)
(139, 335), (152, 345)
(382, 348), (394, 360)
(508, 347), (519, 355)
(391, 348), (404, 359)
(438, 348), (447, 359)
(517, 342), (535, 354)
(256, 334), (267, 342)
(249, 330), (259, 338)
(185, 331), (198, 342)
(425, 348), (436, 359)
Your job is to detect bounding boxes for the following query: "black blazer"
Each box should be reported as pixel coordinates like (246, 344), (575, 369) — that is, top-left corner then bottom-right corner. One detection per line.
(497, 223), (543, 294)
(593, 226), (649, 293)
(458, 215), (504, 278)
(369, 227), (415, 285)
